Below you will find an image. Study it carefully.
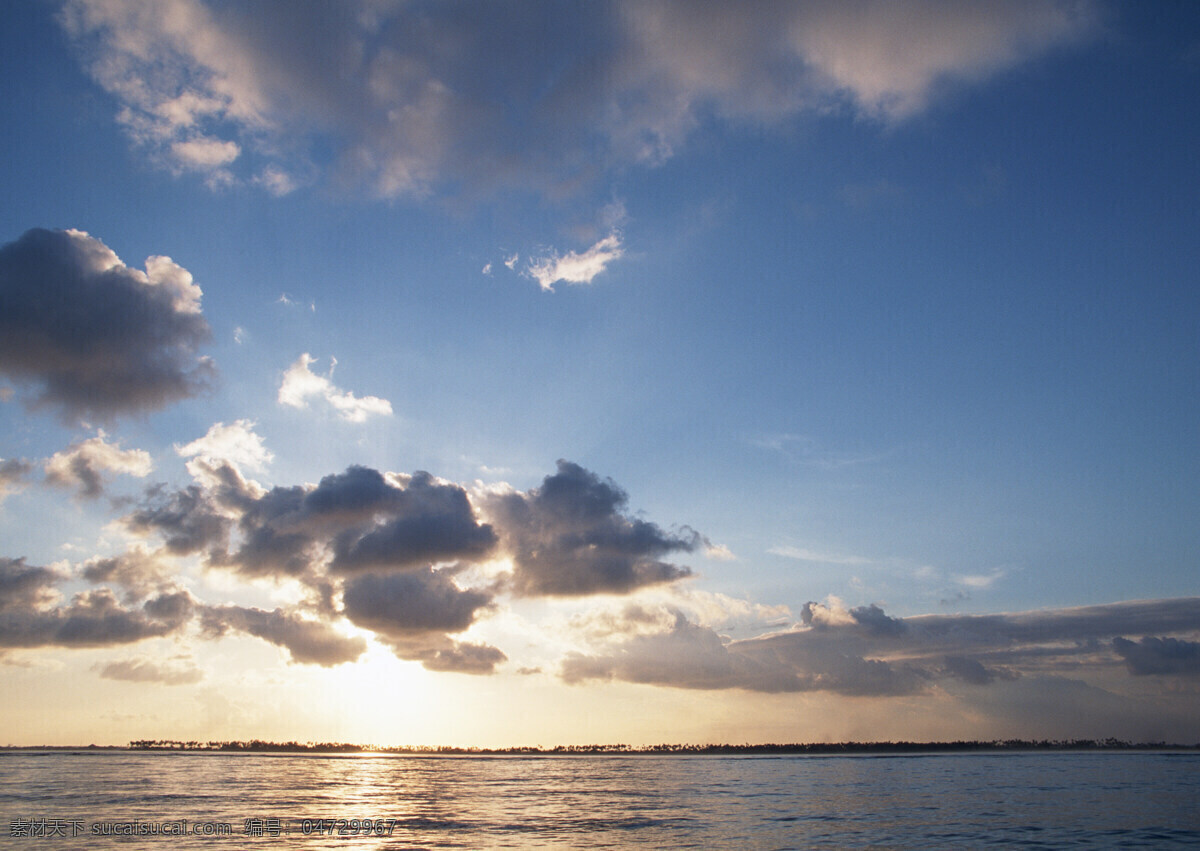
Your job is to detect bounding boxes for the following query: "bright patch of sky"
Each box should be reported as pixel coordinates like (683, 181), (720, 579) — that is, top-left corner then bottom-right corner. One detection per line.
(1, 0), (1199, 747)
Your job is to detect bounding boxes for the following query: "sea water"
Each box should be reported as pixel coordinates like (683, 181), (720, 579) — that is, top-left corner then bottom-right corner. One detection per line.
(2, 750), (1198, 848)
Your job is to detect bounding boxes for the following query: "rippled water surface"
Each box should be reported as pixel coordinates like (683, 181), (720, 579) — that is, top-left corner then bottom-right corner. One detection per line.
(2, 751), (1198, 847)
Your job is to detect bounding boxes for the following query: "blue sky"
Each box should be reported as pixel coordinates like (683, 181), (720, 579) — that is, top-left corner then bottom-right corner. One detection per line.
(1, 0), (1198, 746)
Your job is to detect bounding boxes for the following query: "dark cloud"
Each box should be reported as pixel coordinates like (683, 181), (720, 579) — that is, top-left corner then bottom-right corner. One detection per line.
(342, 568), (494, 637)
(130, 464), (496, 582)
(0, 588), (193, 649)
(374, 633), (507, 675)
(220, 466), (496, 577)
(1113, 636), (1200, 676)
(561, 598), (1200, 696)
(125, 482), (233, 557)
(942, 655), (1015, 686)
(417, 641), (508, 675)
(199, 604), (365, 666)
(1, 558), (191, 649)
(0, 557), (64, 611)
(562, 613), (925, 696)
(486, 460), (698, 596)
(0, 458), (33, 499)
(341, 568), (503, 674)
(97, 657), (204, 685)
(327, 470), (497, 572)
(0, 228), (214, 422)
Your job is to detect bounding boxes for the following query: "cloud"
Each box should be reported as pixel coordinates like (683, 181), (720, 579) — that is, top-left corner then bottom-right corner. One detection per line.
(44, 432), (153, 498)
(278, 354), (392, 422)
(175, 419), (273, 475)
(0, 558), (65, 612)
(329, 470), (498, 572)
(80, 547), (177, 601)
(770, 545), (872, 566)
(0, 458), (33, 501)
(97, 657), (204, 685)
(124, 478), (236, 558)
(341, 567), (504, 674)
(484, 460), (699, 596)
(199, 605), (365, 667)
(127, 463), (497, 584)
(342, 568), (494, 637)
(527, 234), (623, 292)
(0, 228), (213, 422)
(58, 1), (1098, 198)
(942, 654), (1015, 686)
(1113, 636), (1200, 677)
(417, 641), (507, 674)
(0, 586), (193, 650)
(560, 596), (1200, 696)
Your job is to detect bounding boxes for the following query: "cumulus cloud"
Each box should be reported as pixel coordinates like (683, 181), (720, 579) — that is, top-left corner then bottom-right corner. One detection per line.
(484, 460), (699, 596)
(0, 228), (213, 422)
(199, 605), (365, 667)
(527, 234), (623, 292)
(44, 432), (153, 498)
(278, 354), (392, 422)
(58, 0), (1098, 198)
(97, 657), (203, 685)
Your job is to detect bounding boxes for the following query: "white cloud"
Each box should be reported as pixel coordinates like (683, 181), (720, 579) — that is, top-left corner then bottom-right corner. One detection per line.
(954, 568), (1008, 589)
(254, 165), (297, 196)
(170, 136), (240, 169)
(278, 353), (392, 423)
(175, 419), (273, 474)
(527, 234), (623, 292)
(703, 542), (736, 561)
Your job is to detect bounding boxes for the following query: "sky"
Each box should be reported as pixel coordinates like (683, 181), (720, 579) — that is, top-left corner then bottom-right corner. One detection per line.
(1, 0), (1198, 747)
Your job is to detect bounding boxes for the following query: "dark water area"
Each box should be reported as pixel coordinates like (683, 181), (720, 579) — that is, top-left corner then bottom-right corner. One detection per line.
(2, 750), (1198, 847)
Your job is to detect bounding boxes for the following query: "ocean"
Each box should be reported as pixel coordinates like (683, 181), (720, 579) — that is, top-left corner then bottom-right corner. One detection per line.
(2, 750), (1198, 847)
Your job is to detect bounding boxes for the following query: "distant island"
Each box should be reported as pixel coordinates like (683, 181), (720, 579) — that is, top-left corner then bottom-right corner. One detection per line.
(98, 739), (1199, 754)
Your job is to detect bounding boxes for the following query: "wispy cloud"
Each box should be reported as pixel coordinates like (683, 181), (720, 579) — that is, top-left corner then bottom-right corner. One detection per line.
(769, 545), (872, 566)
(96, 657), (203, 685)
(57, 0), (1099, 198)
